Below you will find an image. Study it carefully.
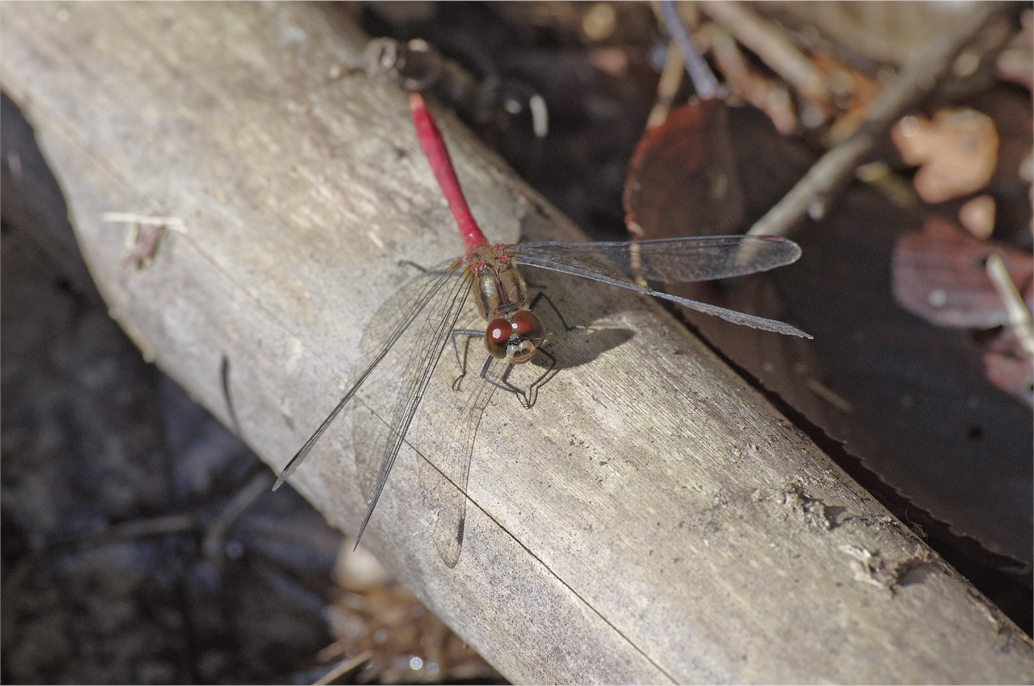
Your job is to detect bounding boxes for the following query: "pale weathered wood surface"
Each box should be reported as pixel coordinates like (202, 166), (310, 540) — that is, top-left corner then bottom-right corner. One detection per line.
(3, 3), (1030, 683)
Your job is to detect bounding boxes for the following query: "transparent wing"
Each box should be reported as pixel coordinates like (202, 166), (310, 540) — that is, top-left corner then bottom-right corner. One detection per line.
(512, 236), (801, 282)
(352, 261), (475, 547)
(273, 256), (464, 493)
(418, 332), (500, 568)
(511, 236), (810, 338)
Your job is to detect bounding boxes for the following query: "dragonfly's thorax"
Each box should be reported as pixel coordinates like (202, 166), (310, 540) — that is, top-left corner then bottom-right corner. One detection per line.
(468, 245), (545, 363)
(469, 245), (528, 321)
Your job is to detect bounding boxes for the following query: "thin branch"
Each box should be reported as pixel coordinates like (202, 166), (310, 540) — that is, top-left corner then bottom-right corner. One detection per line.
(101, 211), (187, 230)
(72, 514), (197, 547)
(646, 38), (686, 129)
(313, 652), (376, 686)
(697, 1), (828, 103)
(986, 253), (1034, 359)
(658, 0), (720, 100)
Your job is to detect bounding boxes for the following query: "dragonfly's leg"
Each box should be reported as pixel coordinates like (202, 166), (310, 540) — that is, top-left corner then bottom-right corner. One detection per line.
(529, 291), (585, 332)
(450, 328), (482, 391)
(397, 258), (428, 273)
(399, 259), (465, 279)
(478, 357), (530, 408)
(525, 347), (556, 407)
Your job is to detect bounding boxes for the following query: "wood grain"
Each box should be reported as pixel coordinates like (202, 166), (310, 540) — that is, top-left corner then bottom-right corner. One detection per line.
(2, 3), (1030, 683)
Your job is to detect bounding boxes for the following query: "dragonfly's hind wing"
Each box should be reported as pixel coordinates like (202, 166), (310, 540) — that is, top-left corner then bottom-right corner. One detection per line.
(418, 347), (499, 567)
(512, 237), (810, 338)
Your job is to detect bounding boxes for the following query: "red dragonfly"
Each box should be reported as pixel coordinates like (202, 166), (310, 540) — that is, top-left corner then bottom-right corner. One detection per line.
(275, 93), (808, 563)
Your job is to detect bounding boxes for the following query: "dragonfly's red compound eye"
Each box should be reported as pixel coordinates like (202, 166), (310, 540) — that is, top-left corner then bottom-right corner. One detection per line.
(487, 318), (511, 344)
(485, 318), (511, 359)
(510, 311), (545, 346)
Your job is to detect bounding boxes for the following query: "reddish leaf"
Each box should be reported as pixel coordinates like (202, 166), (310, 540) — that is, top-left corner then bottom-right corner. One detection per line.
(892, 216), (1034, 328)
(624, 100), (746, 239)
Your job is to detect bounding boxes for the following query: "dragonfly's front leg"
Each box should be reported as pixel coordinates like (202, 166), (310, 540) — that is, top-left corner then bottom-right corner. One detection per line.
(449, 328), (483, 391)
(478, 355), (529, 408)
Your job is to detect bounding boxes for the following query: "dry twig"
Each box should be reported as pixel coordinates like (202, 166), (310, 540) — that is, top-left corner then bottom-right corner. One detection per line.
(697, 0), (828, 104)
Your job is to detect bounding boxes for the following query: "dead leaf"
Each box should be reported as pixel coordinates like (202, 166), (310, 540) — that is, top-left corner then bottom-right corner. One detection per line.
(891, 217), (1033, 329)
(892, 109), (999, 203)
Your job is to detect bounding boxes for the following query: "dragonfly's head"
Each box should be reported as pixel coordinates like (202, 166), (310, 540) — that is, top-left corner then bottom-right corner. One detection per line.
(485, 310), (545, 363)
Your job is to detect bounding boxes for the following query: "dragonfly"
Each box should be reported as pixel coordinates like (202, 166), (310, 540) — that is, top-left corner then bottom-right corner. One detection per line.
(274, 93), (809, 563)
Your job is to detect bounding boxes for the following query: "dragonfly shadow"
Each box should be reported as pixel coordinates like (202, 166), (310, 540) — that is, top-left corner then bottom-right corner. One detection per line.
(551, 324), (636, 370)
(530, 292), (635, 372)
(523, 285), (636, 370)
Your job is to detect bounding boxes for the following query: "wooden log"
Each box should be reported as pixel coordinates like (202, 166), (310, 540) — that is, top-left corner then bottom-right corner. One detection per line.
(2, 3), (1029, 683)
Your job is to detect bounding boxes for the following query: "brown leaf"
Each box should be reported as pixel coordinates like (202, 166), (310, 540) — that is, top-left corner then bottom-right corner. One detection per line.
(892, 109), (999, 203)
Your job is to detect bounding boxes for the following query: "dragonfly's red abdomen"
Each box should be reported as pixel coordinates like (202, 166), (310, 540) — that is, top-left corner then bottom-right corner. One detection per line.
(410, 92), (489, 251)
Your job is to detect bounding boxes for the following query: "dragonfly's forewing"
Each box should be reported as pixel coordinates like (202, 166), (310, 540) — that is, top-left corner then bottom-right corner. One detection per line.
(352, 259), (475, 547)
(274, 257), (465, 492)
(513, 236), (801, 281)
(512, 236), (810, 338)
